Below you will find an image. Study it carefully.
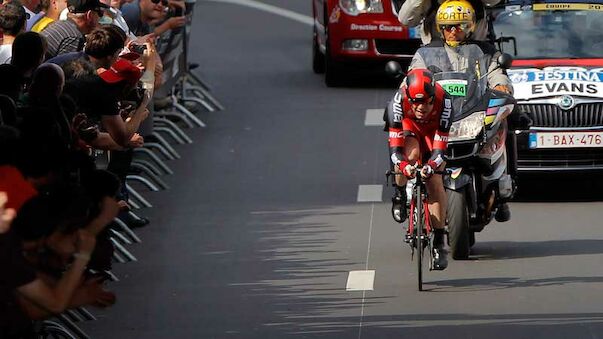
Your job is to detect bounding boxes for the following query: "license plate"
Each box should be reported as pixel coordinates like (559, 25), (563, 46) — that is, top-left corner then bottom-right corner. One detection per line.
(529, 131), (603, 149)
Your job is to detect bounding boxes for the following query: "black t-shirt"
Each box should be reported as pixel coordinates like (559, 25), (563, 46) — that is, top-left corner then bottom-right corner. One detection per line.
(0, 230), (36, 338)
(64, 75), (122, 123)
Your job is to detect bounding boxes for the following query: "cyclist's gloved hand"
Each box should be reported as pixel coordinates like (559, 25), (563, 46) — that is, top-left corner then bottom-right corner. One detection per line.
(421, 160), (437, 179)
(399, 161), (416, 179)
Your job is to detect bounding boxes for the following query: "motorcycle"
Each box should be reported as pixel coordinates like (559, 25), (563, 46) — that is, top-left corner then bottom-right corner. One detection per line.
(386, 47), (519, 259)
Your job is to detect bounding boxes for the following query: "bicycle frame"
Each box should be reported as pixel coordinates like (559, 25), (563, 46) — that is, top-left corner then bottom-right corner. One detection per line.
(408, 179), (433, 240)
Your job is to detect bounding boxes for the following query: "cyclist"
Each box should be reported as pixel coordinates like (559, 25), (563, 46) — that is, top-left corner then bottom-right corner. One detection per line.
(409, 0), (514, 95)
(385, 68), (451, 270)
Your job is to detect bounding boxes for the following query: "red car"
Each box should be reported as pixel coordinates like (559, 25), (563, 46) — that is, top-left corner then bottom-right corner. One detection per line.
(312, 0), (422, 86)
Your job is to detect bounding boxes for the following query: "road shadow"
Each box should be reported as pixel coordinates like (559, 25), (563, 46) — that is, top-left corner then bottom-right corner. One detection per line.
(427, 275), (603, 292)
(469, 239), (603, 261)
(513, 173), (603, 202)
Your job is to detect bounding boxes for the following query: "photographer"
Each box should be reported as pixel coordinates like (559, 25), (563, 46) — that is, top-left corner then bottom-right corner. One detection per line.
(63, 56), (149, 148)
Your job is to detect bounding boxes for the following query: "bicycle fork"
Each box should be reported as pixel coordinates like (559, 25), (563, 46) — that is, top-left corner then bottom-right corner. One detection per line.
(408, 188), (433, 264)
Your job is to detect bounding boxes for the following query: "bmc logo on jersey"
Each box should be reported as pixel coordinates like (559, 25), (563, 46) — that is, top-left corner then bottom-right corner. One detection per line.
(392, 91), (403, 122)
(440, 98), (452, 129)
(389, 131), (404, 138)
(434, 134), (448, 142)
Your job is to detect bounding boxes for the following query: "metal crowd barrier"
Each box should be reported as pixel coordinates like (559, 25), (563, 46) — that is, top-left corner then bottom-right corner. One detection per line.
(37, 0), (223, 336)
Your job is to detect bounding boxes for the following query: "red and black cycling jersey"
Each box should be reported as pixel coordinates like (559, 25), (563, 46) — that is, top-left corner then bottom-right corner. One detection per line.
(384, 82), (452, 168)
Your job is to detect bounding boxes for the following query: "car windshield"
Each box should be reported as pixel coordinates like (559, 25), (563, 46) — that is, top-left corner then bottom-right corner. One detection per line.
(493, 5), (603, 59)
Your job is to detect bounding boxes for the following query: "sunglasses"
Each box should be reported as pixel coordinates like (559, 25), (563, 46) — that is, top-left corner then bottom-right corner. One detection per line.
(439, 23), (470, 33)
(409, 96), (434, 105)
(151, 0), (169, 6)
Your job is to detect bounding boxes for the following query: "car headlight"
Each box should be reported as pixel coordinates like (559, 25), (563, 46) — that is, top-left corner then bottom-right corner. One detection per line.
(339, 0), (383, 15)
(448, 111), (485, 142)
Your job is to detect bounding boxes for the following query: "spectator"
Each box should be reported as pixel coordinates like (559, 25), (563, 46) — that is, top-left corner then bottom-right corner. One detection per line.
(21, 0), (45, 31)
(64, 57), (148, 148)
(0, 126), (38, 211)
(0, 64), (24, 102)
(46, 24), (126, 69)
(102, 0), (136, 39)
(57, 57), (135, 151)
(0, 64), (22, 125)
(0, 1), (27, 64)
(121, 0), (184, 37)
(19, 63), (72, 148)
(11, 31), (47, 88)
(31, 0), (68, 32)
(0, 191), (16, 234)
(9, 188), (118, 323)
(61, 56), (95, 79)
(40, 0), (106, 58)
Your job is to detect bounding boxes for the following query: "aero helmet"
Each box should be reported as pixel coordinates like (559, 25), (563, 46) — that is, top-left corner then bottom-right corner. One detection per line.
(404, 69), (436, 104)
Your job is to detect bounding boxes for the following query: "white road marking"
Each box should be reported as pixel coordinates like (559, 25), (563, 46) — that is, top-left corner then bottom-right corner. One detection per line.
(357, 185), (383, 202)
(364, 109), (384, 127)
(346, 270), (375, 291)
(204, 0), (313, 26)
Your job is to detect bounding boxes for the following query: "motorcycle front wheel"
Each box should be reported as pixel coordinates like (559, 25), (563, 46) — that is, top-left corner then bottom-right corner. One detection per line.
(447, 189), (471, 260)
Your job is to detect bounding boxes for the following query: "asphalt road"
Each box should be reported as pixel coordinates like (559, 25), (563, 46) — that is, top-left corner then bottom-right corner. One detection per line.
(81, 1), (603, 338)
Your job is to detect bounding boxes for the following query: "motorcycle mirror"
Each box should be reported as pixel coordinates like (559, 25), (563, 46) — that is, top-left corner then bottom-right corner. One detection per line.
(497, 53), (514, 70)
(385, 61), (404, 79)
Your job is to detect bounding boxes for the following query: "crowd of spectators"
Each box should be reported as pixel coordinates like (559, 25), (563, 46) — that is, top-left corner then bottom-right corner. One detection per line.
(0, 0), (187, 335)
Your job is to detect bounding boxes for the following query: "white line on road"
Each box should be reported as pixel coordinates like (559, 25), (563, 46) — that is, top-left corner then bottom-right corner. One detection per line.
(346, 270), (375, 291)
(204, 0), (313, 26)
(357, 185), (383, 202)
(364, 109), (384, 127)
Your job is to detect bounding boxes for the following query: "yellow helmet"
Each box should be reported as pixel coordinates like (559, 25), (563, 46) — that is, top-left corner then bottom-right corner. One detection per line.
(436, 0), (476, 47)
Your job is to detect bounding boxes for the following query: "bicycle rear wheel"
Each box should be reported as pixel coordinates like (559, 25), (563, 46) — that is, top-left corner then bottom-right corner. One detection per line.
(415, 184), (423, 291)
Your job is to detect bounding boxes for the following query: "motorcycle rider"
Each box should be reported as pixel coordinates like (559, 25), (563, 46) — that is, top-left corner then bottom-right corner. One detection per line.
(398, 0), (500, 45)
(409, 0), (513, 95)
(386, 68), (452, 270)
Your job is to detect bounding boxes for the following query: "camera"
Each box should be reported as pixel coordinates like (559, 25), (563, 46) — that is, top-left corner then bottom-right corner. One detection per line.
(168, 6), (184, 17)
(130, 44), (147, 54)
(119, 82), (146, 116)
(72, 114), (99, 143)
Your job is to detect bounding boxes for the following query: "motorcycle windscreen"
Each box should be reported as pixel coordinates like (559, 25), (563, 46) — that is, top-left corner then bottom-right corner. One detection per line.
(421, 44), (491, 119)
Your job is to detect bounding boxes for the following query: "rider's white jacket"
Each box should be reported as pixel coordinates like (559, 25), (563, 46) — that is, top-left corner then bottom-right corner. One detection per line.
(397, 0), (500, 45)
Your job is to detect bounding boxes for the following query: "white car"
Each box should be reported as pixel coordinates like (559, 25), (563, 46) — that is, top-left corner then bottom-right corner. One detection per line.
(494, 1), (603, 172)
